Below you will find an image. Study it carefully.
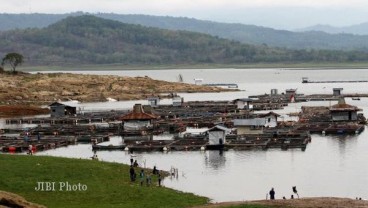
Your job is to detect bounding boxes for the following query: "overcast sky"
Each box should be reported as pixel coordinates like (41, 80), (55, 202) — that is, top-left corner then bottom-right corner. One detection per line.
(1, 0), (368, 29)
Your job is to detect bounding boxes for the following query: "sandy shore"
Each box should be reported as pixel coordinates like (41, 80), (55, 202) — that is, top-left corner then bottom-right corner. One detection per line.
(194, 197), (368, 208)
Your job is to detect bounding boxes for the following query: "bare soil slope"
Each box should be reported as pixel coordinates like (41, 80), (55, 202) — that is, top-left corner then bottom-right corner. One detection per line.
(0, 190), (45, 208)
(0, 72), (232, 105)
(0, 105), (49, 118)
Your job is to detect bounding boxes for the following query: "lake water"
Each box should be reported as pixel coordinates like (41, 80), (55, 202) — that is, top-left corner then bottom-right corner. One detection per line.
(10, 68), (368, 201)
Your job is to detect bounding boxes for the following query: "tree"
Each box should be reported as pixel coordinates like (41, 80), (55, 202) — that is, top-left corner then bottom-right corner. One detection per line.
(1, 53), (24, 73)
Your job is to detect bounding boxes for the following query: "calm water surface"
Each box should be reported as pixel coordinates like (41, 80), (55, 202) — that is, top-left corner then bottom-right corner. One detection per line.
(16, 69), (368, 201)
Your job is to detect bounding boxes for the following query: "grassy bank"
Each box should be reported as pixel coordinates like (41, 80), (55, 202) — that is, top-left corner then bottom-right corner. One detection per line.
(0, 154), (208, 208)
(19, 62), (368, 72)
(3, 155), (362, 208)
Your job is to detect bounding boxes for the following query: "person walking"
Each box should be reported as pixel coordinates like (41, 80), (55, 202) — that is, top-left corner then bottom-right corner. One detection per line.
(269, 188), (275, 200)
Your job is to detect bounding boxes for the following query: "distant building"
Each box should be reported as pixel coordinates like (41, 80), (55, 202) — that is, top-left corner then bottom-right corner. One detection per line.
(147, 97), (160, 107)
(233, 112), (280, 135)
(285, 89), (297, 97)
(194, 78), (203, 85)
(329, 98), (361, 121)
(333, 88), (343, 96)
(270, 89), (278, 96)
(172, 96), (184, 107)
(233, 98), (253, 110)
(49, 102), (76, 118)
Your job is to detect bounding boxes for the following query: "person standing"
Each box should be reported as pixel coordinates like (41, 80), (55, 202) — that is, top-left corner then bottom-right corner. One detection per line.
(129, 166), (135, 182)
(158, 171), (162, 187)
(292, 186), (299, 198)
(146, 173), (151, 186)
(133, 160), (139, 167)
(139, 169), (145, 186)
(28, 144), (33, 155)
(269, 188), (275, 200)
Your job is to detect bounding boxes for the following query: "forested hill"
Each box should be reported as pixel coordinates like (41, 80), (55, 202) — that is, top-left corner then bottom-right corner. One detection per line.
(2, 13), (368, 51)
(1, 15), (368, 66)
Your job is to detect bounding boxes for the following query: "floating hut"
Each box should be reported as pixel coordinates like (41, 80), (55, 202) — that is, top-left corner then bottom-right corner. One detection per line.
(172, 96), (184, 107)
(49, 102), (77, 118)
(329, 98), (361, 121)
(118, 104), (158, 136)
(233, 98), (253, 110)
(233, 112), (280, 135)
(208, 125), (231, 145)
(147, 97), (160, 107)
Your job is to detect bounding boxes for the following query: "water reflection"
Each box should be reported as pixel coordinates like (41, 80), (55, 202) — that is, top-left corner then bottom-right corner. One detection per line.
(205, 150), (226, 170)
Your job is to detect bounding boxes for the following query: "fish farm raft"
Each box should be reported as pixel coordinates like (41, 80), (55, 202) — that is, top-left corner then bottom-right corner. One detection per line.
(1, 88), (366, 154)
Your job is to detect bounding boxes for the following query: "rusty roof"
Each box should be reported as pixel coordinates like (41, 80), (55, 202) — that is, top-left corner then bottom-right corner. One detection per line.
(330, 103), (361, 111)
(119, 112), (157, 120)
(118, 104), (158, 120)
(329, 98), (361, 111)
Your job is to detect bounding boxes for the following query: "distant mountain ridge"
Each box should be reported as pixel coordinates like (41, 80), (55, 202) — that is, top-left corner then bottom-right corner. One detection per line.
(1, 15), (367, 66)
(298, 22), (368, 35)
(1, 13), (368, 51)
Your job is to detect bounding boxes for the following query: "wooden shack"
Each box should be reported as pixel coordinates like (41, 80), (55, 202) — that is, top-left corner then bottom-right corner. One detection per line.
(49, 102), (77, 118)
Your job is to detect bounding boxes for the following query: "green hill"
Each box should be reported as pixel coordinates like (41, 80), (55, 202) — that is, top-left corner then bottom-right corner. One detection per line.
(2, 13), (368, 51)
(0, 15), (368, 66)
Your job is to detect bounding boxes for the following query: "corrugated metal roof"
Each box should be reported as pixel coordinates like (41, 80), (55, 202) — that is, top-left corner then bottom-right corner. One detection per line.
(208, 125), (231, 132)
(233, 118), (267, 126)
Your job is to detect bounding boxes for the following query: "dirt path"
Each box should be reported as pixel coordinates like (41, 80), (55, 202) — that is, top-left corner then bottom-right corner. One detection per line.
(194, 197), (368, 208)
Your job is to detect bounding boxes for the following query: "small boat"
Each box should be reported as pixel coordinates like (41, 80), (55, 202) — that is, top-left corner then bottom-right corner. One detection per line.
(352, 97), (361, 101)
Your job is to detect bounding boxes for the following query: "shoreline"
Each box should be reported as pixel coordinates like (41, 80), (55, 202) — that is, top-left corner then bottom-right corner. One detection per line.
(19, 63), (368, 72)
(194, 197), (368, 208)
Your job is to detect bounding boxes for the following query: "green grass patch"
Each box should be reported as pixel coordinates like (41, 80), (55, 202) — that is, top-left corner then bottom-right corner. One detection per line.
(0, 154), (208, 208)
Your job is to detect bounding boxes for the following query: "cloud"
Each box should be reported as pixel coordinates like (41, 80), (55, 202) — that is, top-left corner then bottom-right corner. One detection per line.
(1, 0), (368, 14)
